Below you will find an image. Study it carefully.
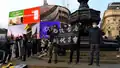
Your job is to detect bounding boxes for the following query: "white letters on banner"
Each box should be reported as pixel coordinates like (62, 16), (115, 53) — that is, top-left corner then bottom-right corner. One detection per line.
(53, 24), (80, 45)
(32, 10), (39, 20)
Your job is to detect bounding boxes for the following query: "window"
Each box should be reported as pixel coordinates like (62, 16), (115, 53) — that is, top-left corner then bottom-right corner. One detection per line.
(113, 18), (116, 21)
(119, 20), (120, 22)
(116, 7), (120, 9)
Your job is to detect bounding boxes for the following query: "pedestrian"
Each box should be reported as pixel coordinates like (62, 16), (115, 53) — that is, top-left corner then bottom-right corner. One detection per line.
(11, 36), (16, 60)
(19, 36), (26, 61)
(22, 34), (27, 61)
(68, 23), (82, 64)
(88, 22), (103, 66)
(18, 36), (23, 59)
(0, 37), (13, 64)
(7, 37), (14, 63)
(47, 25), (59, 64)
(115, 36), (120, 58)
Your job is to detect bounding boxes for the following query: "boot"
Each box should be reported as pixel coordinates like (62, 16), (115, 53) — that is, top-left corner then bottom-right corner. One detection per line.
(48, 60), (51, 63)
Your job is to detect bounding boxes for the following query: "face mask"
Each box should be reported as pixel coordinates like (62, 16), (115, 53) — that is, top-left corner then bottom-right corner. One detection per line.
(92, 24), (97, 28)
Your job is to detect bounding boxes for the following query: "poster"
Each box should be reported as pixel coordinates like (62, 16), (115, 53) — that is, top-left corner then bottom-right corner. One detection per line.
(8, 24), (26, 37)
(32, 23), (40, 39)
(23, 6), (40, 24)
(40, 21), (60, 38)
(9, 6), (40, 25)
(9, 10), (24, 26)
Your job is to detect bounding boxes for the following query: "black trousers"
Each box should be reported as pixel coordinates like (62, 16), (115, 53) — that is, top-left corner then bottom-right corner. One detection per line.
(3, 52), (7, 63)
(15, 45), (19, 58)
(27, 48), (32, 57)
(89, 44), (100, 65)
(7, 50), (12, 62)
(69, 45), (80, 63)
(2, 50), (11, 64)
(48, 43), (58, 62)
(32, 44), (37, 55)
(22, 48), (26, 61)
(0, 50), (6, 63)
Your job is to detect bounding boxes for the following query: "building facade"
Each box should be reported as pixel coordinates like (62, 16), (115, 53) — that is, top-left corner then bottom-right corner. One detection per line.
(40, 0), (70, 23)
(101, 2), (120, 39)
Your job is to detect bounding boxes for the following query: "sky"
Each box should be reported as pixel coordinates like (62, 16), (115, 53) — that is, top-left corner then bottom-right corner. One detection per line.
(0, 0), (120, 28)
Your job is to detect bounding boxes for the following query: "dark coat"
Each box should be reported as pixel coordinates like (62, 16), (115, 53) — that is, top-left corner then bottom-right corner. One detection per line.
(88, 27), (103, 44)
(26, 39), (33, 49)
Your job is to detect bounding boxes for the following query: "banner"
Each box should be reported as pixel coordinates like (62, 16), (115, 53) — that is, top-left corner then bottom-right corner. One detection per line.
(54, 24), (80, 45)
(40, 21), (60, 38)
(8, 24), (26, 37)
(23, 6), (40, 24)
(9, 6), (40, 25)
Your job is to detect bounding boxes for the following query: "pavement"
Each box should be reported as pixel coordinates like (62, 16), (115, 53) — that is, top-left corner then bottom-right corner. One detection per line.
(9, 51), (120, 68)
(11, 57), (120, 68)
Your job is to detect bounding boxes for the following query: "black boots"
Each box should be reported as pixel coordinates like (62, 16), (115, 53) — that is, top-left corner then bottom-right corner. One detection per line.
(48, 60), (51, 63)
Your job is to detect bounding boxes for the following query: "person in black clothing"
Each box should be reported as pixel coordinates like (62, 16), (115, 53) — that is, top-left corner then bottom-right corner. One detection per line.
(7, 37), (14, 63)
(47, 25), (59, 64)
(69, 23), (82, 64)
(18, 36), (26, 61)
(0, 40), (9, 64)
(22, 34), (27, 61)
(88, 22), (103, 66)
(0, 37), (13, 64)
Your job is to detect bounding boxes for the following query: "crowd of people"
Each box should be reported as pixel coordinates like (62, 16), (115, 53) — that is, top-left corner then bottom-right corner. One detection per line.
(0, 34), (50, 64)
(0, 22), (102, 66)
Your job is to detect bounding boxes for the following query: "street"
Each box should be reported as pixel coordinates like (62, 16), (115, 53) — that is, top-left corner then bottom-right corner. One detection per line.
(12, 57), (120, 68)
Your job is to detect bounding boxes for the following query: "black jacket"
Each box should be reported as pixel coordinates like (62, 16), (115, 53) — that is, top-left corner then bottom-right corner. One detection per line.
(88, 27), (103, 44)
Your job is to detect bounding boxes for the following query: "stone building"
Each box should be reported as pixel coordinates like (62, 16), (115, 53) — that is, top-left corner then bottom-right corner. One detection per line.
(40, 0), (70, 23)
(101, 2), (120, 39)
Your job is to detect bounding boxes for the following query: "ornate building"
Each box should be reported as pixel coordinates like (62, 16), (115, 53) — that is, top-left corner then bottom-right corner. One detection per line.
(40, 0), (70, 23)
(101, 2), (120, 39)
